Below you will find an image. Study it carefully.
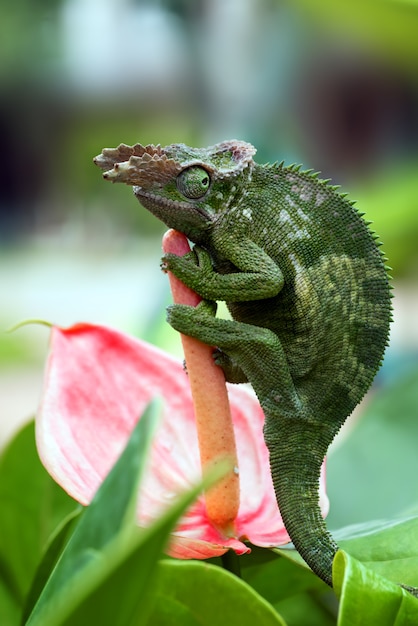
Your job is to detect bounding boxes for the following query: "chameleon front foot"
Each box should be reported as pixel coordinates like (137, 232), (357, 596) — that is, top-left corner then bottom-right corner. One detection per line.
(212, 349), (249, 384)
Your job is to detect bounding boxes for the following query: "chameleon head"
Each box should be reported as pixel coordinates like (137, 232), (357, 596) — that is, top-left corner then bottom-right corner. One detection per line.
(94, 140), (256, 242)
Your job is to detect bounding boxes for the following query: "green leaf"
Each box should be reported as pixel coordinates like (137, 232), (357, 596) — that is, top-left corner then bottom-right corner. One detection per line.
(327, 369), (418, 528)
(336, 515), (418, 589)
(24, 401), (159, 626)
(0, 421), (77, 604)
(242, 546), (329, 603)
(0, 576), (20, 626)
(274, 594), (337, 626)
(149, 560), (286, 626)
(25, 401), (229, 626)
(241, 547), (337, 626)
(59, 462), (230, 626)
(333, 550), (418, 625)
(21, 509), (82, 624)
(275, 514), (418, 592)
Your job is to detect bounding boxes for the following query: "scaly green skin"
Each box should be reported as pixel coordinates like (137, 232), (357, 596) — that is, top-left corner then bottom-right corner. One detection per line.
(94, 140), (391, 588)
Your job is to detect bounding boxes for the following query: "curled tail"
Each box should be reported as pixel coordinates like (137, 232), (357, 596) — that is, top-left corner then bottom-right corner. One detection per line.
(264, 419), (338, 587)
(265, 418), (418, 598)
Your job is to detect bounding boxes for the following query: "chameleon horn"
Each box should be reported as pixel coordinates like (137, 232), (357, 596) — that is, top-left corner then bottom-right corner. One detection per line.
(94, 144), (182, 187)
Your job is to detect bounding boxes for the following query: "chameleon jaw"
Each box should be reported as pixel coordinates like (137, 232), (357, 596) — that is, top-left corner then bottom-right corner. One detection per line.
(133, 185), (211, 225)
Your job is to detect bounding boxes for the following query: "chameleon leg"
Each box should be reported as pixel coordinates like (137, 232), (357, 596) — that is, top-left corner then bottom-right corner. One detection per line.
(167, 303), (338, 586)
(167, 303), (301, 415)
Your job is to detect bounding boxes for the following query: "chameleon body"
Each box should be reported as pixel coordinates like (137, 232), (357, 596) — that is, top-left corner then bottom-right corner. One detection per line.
(94, 140), (392, 588)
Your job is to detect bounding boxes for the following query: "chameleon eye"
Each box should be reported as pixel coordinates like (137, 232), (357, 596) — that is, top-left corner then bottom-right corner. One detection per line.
(176, 166), (211, 199)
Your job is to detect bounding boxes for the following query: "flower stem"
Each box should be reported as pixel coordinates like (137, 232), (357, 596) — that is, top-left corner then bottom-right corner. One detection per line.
(162, 229), (240, 534)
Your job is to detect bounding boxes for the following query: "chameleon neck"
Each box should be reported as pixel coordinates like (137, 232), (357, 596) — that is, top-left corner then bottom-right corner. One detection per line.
(264, 418), (338, 587)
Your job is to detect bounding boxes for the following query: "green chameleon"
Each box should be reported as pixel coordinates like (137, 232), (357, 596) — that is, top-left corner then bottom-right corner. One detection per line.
(94, 140), (395, 590)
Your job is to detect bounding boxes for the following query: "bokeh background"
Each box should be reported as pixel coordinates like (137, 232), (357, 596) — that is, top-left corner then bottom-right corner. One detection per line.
(1, 0), (418, 529)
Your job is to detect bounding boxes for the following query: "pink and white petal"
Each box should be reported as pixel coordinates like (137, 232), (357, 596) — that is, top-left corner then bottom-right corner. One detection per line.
(37, 323), (329, 559)
(37, 324), (249, 557)
(168, 535), (250, 560)
(37, 323), (200, 505)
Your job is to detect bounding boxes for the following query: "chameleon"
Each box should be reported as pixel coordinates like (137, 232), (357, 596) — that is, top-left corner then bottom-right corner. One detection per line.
(94, 139), (392, 590)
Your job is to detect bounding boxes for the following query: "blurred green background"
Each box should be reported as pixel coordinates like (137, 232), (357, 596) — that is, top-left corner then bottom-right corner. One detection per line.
(1, 0), (418, 527)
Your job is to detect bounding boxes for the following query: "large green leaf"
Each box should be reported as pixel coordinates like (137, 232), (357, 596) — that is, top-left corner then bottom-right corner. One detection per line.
(0, 421), (77, 604)
(327, 369), (418, 528)
(24, 401), (159, 625)
(336, 516), (418, 588)
(275, 515), (418, 594)
(334, 550), (418, 626)
(149, 560), (286, 626)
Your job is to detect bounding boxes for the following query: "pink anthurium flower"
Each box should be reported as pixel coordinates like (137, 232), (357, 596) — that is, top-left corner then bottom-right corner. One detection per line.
(37, 322), (329, 559)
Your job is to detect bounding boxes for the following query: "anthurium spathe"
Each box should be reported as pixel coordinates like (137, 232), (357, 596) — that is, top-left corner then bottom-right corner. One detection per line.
(36, 323), (329, 559)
